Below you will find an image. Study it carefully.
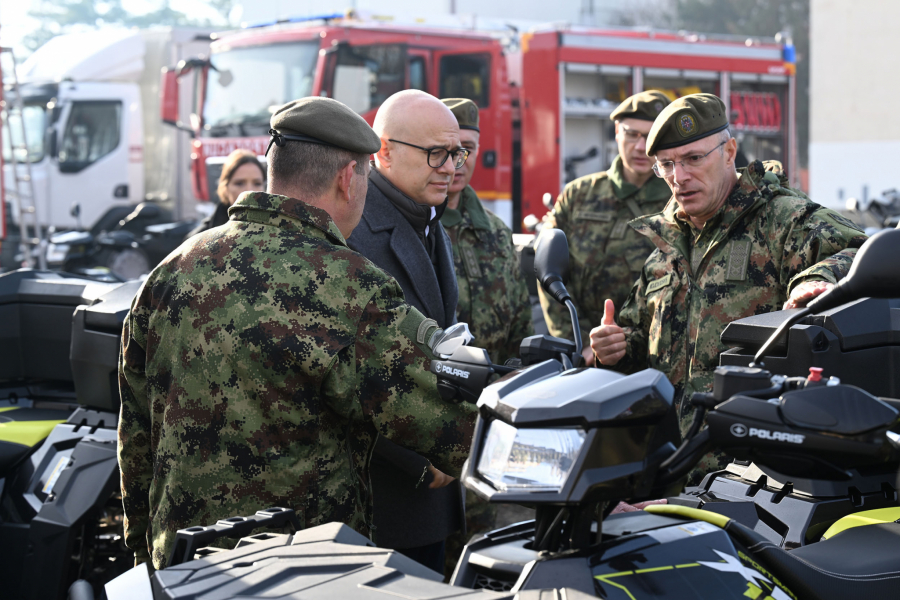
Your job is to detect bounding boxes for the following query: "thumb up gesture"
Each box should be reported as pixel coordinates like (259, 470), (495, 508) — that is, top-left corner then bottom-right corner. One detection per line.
(589, 299), (626, 366)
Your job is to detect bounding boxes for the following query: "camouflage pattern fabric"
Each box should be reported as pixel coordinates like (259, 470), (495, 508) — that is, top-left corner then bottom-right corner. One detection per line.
(118, 191), (477, 569)
(539, 156), (671, 341)
(609, 161), (866, 481)
(441, 186), (534, 364)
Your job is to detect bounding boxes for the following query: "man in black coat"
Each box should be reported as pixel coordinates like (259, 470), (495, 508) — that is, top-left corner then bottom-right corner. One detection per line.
(348, 90), (471, 573)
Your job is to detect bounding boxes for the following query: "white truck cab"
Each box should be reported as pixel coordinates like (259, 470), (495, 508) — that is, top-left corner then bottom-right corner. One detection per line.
(2, 28), (210, 231)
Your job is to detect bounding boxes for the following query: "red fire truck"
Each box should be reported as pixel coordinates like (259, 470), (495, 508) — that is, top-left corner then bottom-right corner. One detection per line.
(163, 14), (796, 230)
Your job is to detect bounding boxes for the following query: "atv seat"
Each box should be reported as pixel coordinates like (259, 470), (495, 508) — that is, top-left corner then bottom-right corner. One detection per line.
(0, 408), (67, 475)
(758, 522), (900, 600)
(646, 504), (900, 600)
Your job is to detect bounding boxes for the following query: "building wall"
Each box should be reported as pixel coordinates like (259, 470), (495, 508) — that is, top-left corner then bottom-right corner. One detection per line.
(810, 0), (900, 207)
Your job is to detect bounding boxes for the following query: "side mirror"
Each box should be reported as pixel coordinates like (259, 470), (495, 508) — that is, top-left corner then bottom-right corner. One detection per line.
(533, 228), (584, 366)
(70, 203), (81, 219)
(533, 228), (570, 305)
(806, 228), (900, 314)
(160, 67), (180, 126)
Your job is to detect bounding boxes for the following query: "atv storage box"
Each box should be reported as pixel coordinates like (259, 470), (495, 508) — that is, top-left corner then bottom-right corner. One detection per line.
(720, 297), (900, 398)
(0, 269), (139, 411)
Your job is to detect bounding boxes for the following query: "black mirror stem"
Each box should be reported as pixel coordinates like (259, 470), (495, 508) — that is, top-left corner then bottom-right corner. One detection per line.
(565, 298), (584, 367)
(751, 306), (811, 367)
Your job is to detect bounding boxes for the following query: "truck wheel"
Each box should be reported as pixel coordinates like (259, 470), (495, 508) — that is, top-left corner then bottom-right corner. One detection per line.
(106, 249), (151, 280)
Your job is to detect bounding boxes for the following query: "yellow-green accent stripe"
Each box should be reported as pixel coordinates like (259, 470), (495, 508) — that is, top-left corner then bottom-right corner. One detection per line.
(595, 572), (637, 600)
(822, 507), (900, 540)
(634, 566), (674, 574)
(644, 504), (731, 528)
(0, 420), (66, 447)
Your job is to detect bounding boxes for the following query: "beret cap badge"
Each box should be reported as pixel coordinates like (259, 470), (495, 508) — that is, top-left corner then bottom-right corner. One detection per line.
(677, 113), (696, 137)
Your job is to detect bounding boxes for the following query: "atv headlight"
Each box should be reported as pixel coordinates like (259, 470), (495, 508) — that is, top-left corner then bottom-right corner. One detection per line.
(476, 420), (586, 492)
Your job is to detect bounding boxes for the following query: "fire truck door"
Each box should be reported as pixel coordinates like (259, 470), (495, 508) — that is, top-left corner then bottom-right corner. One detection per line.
(433, 48), (511, 226)
(407, 49), (429, 93)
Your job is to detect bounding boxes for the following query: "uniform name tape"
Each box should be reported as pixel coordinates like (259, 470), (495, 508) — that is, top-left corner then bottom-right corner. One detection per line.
(646, 273), (672, 294)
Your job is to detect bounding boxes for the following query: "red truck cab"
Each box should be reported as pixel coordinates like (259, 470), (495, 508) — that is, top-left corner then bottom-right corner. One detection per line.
(164, 17), (514, 222)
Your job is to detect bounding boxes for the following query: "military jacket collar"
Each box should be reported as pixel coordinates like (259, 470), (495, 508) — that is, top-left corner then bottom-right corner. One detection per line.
(440, 186), (491, 234)
(608, 155), (671, 202)
(229, 191), (347, 246)
(630, 161), (771, 272)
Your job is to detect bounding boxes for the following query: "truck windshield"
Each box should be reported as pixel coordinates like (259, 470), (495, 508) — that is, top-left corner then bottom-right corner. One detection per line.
(203, 42), (319, 138)
(1, 103), (46, 163)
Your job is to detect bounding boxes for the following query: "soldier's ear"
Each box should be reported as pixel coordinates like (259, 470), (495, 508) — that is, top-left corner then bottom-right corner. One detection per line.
(336, 161), (357, 202)
(724, 137), (738, 167)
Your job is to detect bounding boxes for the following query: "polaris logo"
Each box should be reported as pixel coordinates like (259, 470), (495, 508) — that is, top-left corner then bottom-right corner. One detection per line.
(730, 424), (748, 437)
(730, 423), (804, 444)
(749, 428), (805, 444)
(438, 364), (470, 379)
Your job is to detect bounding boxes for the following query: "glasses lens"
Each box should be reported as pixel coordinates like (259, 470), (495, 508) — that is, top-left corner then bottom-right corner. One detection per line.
(653, 162), (673, 178)
(454, 149), (469, 169)
(428, 148), (450, 169)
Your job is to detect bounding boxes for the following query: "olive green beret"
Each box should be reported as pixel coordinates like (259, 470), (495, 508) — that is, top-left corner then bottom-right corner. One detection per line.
(268, 97), (381, 155)
(441, 98), (479, 131)
(610, 90), (670, 122)
(646, 93), (729, 156)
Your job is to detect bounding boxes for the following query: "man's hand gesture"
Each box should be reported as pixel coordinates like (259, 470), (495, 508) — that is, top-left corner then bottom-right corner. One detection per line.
(589, 299), (626, 366)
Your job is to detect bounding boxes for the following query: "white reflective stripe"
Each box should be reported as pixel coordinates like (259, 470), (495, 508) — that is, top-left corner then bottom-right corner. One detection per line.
(561, 34), (783, 61)
(42, 455), (69, 495)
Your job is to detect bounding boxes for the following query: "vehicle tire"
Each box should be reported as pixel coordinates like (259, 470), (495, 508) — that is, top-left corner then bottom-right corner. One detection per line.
(105, 248), (151, 280)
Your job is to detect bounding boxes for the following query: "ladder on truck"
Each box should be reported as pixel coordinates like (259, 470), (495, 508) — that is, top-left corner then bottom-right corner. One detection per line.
(1, 46), (46, 269)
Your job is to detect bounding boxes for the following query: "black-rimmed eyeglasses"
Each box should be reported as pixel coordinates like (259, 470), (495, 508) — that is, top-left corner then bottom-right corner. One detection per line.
(388, 139), (470, 169)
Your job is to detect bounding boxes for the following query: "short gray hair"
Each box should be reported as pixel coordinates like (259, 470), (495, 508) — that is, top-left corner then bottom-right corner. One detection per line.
(716, 128), (733, 145)
(269, 141), (367, 200)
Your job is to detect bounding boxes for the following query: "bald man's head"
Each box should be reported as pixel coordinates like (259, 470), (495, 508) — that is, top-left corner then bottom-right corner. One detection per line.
(373, 90), (463, 206)
(373, 90), (458, 139)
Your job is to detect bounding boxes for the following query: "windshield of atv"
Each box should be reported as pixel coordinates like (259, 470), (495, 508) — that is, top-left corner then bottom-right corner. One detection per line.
(1, 103), (46, 163)
(202, 42), (319, 138)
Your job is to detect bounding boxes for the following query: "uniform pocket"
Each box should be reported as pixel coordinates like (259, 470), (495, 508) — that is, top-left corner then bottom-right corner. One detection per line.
(644, 275), (680, 373)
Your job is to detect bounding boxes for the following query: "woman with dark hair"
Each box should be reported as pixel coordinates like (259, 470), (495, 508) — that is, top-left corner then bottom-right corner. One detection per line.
(186, 149), (265, 239)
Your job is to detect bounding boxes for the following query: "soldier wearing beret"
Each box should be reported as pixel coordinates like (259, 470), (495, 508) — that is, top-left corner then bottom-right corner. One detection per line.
(118, 96), (477, 569)
(440, 98), (533, 366)
(439, 97), (534, 574)
(589, 93), (866, 482)
(539, 91), (672, 364)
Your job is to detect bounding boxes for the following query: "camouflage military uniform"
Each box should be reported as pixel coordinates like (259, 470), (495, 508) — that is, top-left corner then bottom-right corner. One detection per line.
(611, 161), (866, 478)
(539, 156), (671, 341)
(441, 186), (534, 364)
(118, 191), (477, 569)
